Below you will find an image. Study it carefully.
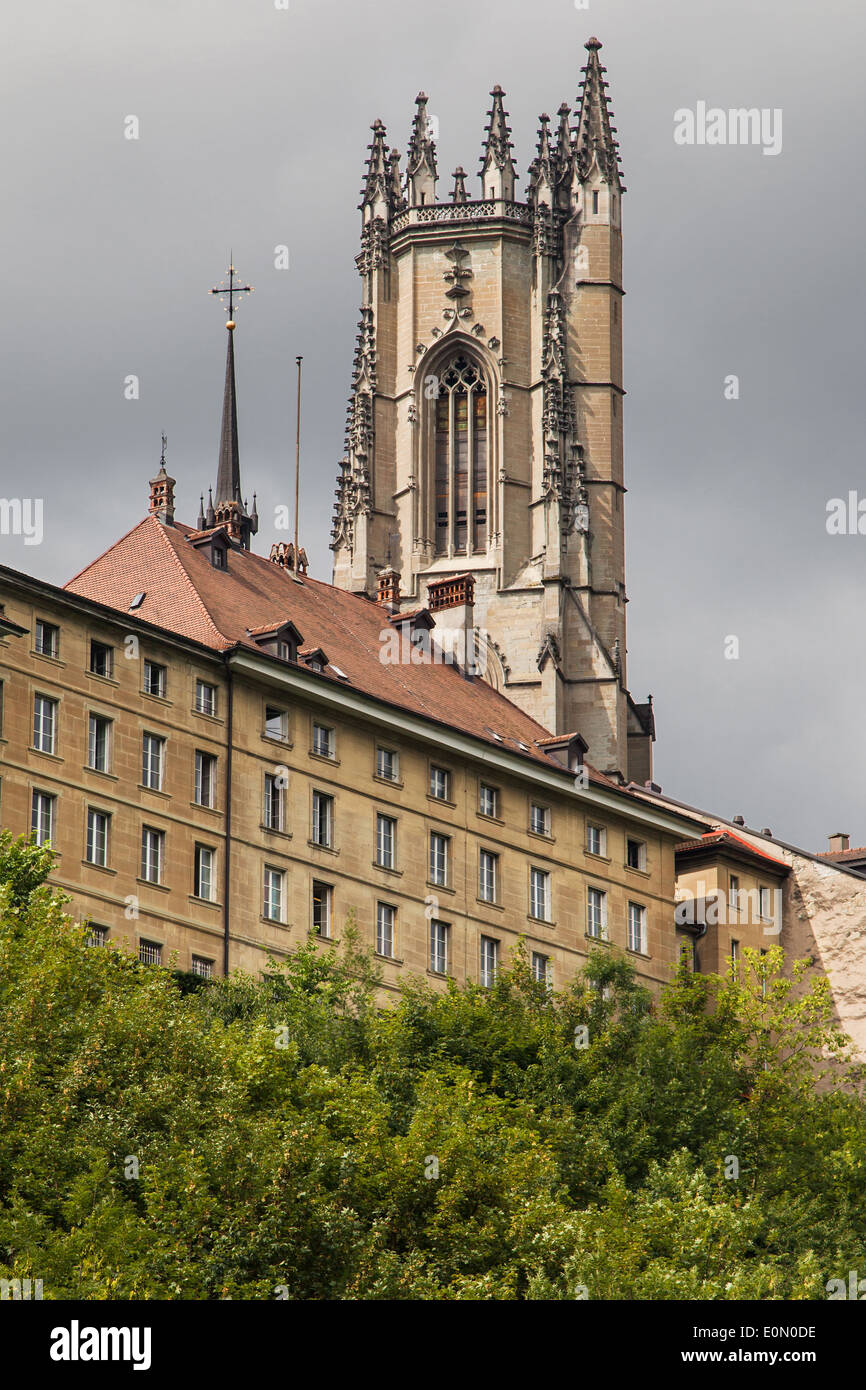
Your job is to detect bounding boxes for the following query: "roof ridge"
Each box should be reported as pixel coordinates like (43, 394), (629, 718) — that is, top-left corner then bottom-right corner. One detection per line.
(155, 522), (235, 649)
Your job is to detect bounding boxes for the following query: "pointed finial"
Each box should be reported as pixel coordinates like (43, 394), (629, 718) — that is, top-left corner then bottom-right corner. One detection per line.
(451, 166), (468, 203)
(479, 85), (516, 200)
(197, 493), (206, 530)
(575, 34), (624, 188)
(407, 92), (438, 207)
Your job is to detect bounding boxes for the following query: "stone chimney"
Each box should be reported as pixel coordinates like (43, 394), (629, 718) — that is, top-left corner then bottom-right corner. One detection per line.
(377, 567), (401, 611)
(829, 832), (851, 854)
(425, 573), (478, 676)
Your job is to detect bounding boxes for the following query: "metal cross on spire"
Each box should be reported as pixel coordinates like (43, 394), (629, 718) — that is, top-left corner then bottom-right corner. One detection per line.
(210, 255), (253, 329)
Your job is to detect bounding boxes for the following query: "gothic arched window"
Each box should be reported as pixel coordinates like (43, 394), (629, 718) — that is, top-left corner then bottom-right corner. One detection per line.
(433, 355), (488, 555)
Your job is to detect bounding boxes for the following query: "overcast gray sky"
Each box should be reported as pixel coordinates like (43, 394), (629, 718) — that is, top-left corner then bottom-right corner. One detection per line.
(2, 0), (865, 851)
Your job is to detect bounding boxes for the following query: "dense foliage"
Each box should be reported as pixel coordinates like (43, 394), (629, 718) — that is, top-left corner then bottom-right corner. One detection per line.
(1, 831), (863, 1300)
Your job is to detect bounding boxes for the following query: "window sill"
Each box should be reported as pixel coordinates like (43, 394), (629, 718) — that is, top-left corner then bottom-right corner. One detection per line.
(375, 952), (403, 965)
(625, 864), (650, 878)
(427, 880), (454, 895)
(585, 851), (611, 865)
(260, 915), (290, 928)
(427, 795), (457, 810)
(372, 862), (403, 877)
(626, 946), (651, 960)
(373, 775), (403, 790)
(31, 652), (66, 668)
(427, 967), (452, 982)
(477, 897), (504, 912)
(30, 747), (63, 762)
(315, 932), (338, 946)
(261, 823), (292, 839)
(310, 750), (339, 767)
(83, 766), (117, 781)
(585, 932), (611, 946)
(141, 692), (172, 706)
(308, 839), (339, 856)
(190, 801), (222, 817)
(138, 784), (170, 799)
(528, 914), (555, 928)
(189, 894), (221, 910)
(87, 671), (118, 687)
(193, 709), (224, 725)
(477, 812), (504, 826)
(136, 877), (170, 893)
(262, 734), (293, 749)
(82, 861), (115, 876)
(528, 829), (555, 844)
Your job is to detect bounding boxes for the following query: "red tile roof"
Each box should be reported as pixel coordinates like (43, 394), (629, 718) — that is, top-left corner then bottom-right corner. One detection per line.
(818, 847), (866, 863)
(65, 516), (621, 785)
(676, 829), (787, 869)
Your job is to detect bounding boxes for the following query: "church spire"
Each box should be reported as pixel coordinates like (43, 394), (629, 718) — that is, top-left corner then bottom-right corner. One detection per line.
(207, 261), (258, 550)
(406, 93), (438, 207)
(527, 113), (556, 208)
(574, 37), (625, 189)
(479, 85), (516, 201)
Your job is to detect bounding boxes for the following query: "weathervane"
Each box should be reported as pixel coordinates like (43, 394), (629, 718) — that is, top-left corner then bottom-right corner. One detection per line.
(210, 255), (253, 329)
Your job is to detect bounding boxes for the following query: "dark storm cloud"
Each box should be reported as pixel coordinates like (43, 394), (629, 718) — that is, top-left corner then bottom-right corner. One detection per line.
(2, 0), (864, 849)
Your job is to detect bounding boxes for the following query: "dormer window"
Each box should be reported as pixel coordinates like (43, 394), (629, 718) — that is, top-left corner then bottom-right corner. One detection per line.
(213, 545), (227, 570)
(249, 620), (303, 663)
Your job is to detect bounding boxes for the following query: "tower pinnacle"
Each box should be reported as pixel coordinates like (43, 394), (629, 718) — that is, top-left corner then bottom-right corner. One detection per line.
(479, 85), (516, 201)
(206, 261), (257, 549)
(406, 93), (438, 207)
(575, 36), (625, 189)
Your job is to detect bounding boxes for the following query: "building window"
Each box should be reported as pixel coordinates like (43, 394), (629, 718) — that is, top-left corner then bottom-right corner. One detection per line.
(263, 866), (286, 922)
(480, 935), (499, 988)
(139, 939), (162, 966)
(87, 714), (110, 772)
(31, 790), (55, 846)
(194, 844), (216, 901)
(85, 809), (109, 867)
(264, 773), (285, 831)
(530, 803), (551, 836)
(729, 875), (740, 913)
(592, 189), (599, 214)
(433, 354), (488, 556)
(195, 680), (217, 716)
(212, 545), (227, 570)
(192, 956), (213, 978)
(87, 925), (108, 947)
(264, 705), (289, 742)
(376, 813), (396, 869)
(479, 849), (499, 903)
(627, 901), (647, 954)
(730, 938), (740, 976)
(429, 832), (449, 887)
(376, 902), (395, 958)
(429, 765), (451, 801)
(143, 661), (167, 698)
(34, 620), (59, 658)
(479, 782), (499, 818)
(531, 951), (552, 989)
(759, 885), (772, 921)
(142, 734), (165, 791)
(140, 827), (164, 884)
(33, 694), (57, 754)
(312, 791), (333, 848)
(430, 919), (449, 975)
(376, 747), (399, 782)
(626, 838), (646, 871)
(312, 880), (332, 937)
(530, 866), (551, 922)
(89, 640), (113, 679)
(586, 824), (607, 857)
(587, 886), (607, 940)
(312, 723), (334, 759)
(194, 750), (217, 808)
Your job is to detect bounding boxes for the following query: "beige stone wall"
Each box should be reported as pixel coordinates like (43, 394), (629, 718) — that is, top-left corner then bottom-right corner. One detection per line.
(0, 577), (688, 999)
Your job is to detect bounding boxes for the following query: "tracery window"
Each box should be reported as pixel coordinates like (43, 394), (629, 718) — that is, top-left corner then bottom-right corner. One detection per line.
(433, 355), (488, 555)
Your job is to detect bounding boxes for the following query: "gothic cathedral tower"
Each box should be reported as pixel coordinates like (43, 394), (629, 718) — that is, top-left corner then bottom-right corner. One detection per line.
(331, 38), (654, 782)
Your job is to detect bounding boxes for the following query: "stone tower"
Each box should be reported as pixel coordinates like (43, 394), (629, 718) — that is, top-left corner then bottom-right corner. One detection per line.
(331, 38), (654, 781)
